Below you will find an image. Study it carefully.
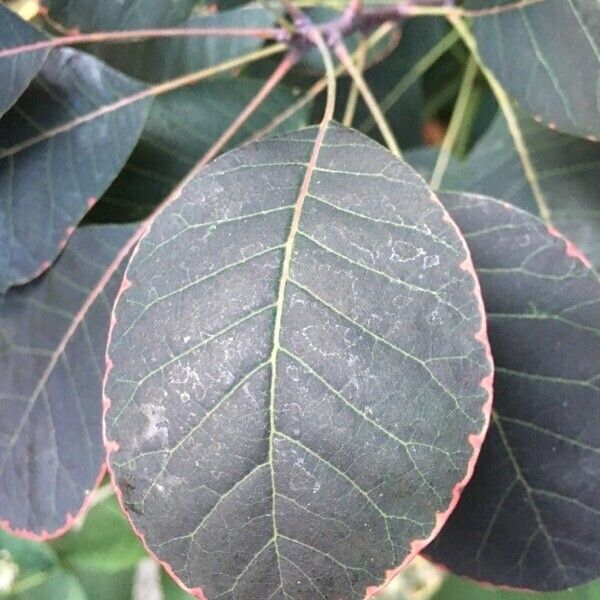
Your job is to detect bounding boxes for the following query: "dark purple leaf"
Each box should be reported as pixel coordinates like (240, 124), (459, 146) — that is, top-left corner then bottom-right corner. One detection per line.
(0, 224), (138, 539)
(104, 125), (493, 600)
(0, 47), (150, 292)
(428, 192), (600, 591)
(0, 5), (48, 118)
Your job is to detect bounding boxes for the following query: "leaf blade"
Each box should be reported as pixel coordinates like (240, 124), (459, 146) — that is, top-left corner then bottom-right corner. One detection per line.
(0, 47), (150, 291)
(0, 224), (138, 538)
(428, 192), (600, 591)
(105, 125), (493, 600)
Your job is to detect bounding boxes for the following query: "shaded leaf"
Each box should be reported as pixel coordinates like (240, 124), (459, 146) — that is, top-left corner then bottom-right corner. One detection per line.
(462, 110), (600, 267)
(41, 2), (274, 82)
(404, 147), (466, 190)
(88, 78), (312, 223)
(467, 0), (600, 139)
(428, 192), (600, 591)
(0, 47), (150, 291)
(0, 5), (48, 118)
(105, 125), (493, 600)
(0, 224), (137, 538)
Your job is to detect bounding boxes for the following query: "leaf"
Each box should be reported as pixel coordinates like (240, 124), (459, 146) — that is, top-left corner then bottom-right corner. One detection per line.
(88, 78), (312, 223)
(41, 2), (275, 82)
(0, 5), (48, 118)
(0, 47), (150, 292)
(462, 110), (600, 267)
(0, 224), (137, 538)
(427, 192), (600, 591)
(104, 124), (493, 600)
(467, 0), (600, 139)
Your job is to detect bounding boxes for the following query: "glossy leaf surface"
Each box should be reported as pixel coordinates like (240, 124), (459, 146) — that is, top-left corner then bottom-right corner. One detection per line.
(428, 192), (600, 591)
(0, 47), (149, 291)
(0, 224), (136, 538)
(105, 125), (493, 600)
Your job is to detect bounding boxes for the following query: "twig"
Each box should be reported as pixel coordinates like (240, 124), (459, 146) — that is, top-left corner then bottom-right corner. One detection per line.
(342, 36), (368, 126)
(334, 39), (401, 157)
(359, 29), (459, 133)
(430, 54), (478, 189)
(250, 23), (395, 142)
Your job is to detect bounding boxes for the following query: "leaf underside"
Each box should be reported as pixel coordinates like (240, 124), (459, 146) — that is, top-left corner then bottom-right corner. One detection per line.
(105, 125), (492, 600)
(0, 47), (150, 292)
(0, 224), (135, 537)
(428, 192), (600, 591)
(468, 0), (600, 139)
(0, 4), (48, 118)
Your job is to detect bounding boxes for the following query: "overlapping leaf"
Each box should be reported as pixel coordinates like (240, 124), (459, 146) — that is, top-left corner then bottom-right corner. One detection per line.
(0, 224), (136, 538)
(0, 5), (48, 118)
(462, 110), (600, 267)
(467, 0), (600, 139)
(0, 47), (150, 291)
(105, 125), (492, 600)
(428, 192), (600, 591)
(41, 2), (274, 82)
(89, 78), (312, 223)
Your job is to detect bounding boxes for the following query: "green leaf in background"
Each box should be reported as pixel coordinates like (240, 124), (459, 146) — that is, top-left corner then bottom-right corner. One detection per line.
(433, 573), (600, 600)
(467, 0), (600, 139)
(89, 78), (311, 222)
(462, 110), (600, 267)
(0, 5), (48, 118)
(0, 47), (150, 290)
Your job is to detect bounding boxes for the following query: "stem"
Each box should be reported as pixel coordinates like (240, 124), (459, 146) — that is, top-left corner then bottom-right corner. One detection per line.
(342, 36), (368, 126)
(449, 15), (551, 224)
(0, 27), (285, 60)
(250, 23), (395, 143)
(430, 54), (478, 190)
(334, 39), (401, 157)
(0, 43), (287, 159)
(194, 51), (299, 172)
(359, 29), (459, 133)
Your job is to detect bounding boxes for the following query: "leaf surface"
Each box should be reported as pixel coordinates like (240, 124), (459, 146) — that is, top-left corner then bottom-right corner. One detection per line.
(0, 5), (48, 118)
(0, 47), (150, 291)
(463, 111), (600, 267)
(89, 78), (312, 223)
(105, 125), (493, 600)
(428, 192), (600, 591)
(467, 0), (600, 139)
(0, 224), (137, 538)
(41, 2), (273, 82)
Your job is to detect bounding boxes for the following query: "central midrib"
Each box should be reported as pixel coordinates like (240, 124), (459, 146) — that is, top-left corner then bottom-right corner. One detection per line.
(267, 125), (330, 586)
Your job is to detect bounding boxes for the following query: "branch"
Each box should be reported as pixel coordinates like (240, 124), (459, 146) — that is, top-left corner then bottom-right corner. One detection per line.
(334, 39), (401, 157)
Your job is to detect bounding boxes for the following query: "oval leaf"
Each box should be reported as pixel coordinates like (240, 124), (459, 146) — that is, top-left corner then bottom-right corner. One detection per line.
(0, 47), (150, 292)
(428, 192), (600, 591)
(0, 224), (137, 538)
(105, 125), (493, 600)
(468, 0), (600, 139)
(0, 4), (48, 118)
